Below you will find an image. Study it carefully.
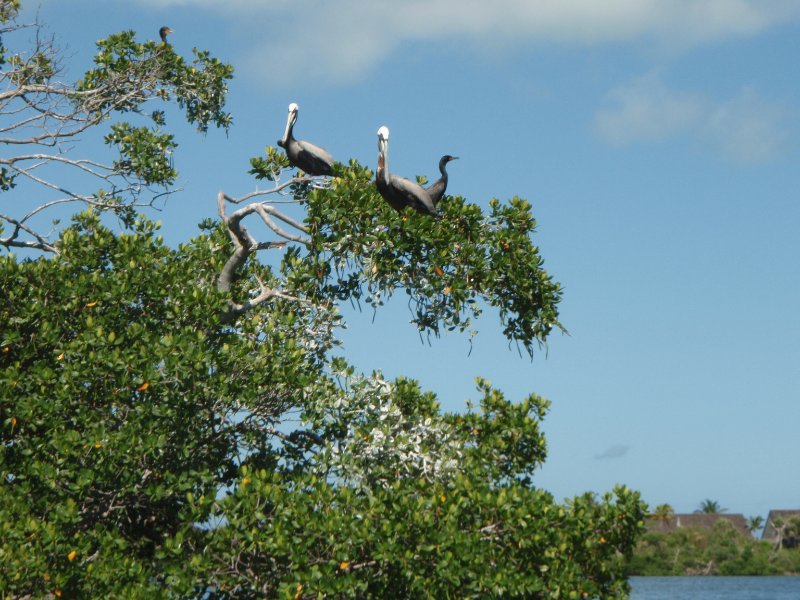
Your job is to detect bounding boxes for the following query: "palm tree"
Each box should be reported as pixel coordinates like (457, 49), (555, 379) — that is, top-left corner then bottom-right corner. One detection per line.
(697, 499), (726, 514)
(746, 515), (765, 537)
(651, 503), (674, 525)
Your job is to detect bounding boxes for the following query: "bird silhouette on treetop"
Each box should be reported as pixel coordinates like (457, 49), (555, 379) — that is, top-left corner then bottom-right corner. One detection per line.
(159, 26), (173, 44)
(277, 102), (334, 177)
(375, 126), (439, 218)
(426, 155), (458, 207)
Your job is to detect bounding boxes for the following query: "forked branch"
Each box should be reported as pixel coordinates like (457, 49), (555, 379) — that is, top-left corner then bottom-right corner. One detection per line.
(216, 177), (316, 321)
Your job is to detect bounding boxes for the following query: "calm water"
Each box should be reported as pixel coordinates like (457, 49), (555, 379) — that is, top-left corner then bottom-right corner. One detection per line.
(630, 576), (800, 599)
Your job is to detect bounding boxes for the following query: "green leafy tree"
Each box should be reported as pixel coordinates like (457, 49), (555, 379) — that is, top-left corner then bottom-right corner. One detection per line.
(768, 516), (800, 551)
(0, 3), (233, 252)
(1, 3), (648, 598)
(628, 520), (800, 576)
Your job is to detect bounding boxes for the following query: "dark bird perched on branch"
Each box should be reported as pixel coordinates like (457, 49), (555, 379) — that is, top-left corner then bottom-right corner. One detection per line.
(277, 103), (334, 176)
(375, 126), (438, 217)
(159, 26), (173, 44)
(426, 155), (458, 207)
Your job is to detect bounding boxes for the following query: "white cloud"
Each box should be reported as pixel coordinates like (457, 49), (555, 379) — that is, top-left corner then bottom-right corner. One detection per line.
(130, 0), (800, 85)
(707, 87), (788, 164)
(595, 76), (790, 164)
(594, 73), (704, 145)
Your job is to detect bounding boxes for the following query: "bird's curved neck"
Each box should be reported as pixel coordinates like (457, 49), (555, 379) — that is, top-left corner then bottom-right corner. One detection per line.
(281, 115), (295, 145)
(377, 149), (389, 183)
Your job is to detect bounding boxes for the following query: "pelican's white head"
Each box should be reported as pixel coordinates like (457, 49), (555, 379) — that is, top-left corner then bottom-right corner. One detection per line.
(288, 102), (299, 113)
(377, 126), (389, 140)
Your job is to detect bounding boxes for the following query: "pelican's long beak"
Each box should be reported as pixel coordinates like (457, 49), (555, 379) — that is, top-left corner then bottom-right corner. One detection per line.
(280, 110), (295, 145)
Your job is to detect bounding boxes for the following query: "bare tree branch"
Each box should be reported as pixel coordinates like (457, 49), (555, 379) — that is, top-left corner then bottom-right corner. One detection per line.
(215, 175), (318, 321)
(0, 12), (233, 253)
(0, 211), (58, 252)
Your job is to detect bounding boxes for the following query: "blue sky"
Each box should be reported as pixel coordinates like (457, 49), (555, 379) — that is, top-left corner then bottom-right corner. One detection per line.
(19, 0), (800, 520)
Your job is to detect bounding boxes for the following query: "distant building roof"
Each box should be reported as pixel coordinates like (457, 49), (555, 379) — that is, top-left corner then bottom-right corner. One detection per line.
(762, 510), (800, 542)
(645, 513), (750, 537)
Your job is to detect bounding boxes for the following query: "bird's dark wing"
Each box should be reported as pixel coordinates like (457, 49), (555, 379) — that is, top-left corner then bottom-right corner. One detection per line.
(293, 140), (334, 176)
(425, 178), (446, 206)
(390, 175), (438, 216)
(376, 174), (405, 212)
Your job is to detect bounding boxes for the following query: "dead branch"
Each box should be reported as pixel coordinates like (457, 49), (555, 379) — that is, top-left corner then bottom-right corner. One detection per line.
(216, 177), (316, 322)
(0, 14), (216, 253)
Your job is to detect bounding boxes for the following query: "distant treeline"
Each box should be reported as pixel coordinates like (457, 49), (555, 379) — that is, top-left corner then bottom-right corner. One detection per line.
(626, 520), (800, 576)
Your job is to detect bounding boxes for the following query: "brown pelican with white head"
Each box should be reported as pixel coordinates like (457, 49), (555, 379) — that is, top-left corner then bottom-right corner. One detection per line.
(376, 126), (438, 217)
(277, 103), (334, 176)
(159, 26), (173, 44)
(426, 155), (458, 207)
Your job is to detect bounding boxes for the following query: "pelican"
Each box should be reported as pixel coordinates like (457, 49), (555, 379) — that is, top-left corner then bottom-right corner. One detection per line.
(159, 26), (173, 44)
(376, 126), (438, 217)
(277, 103), (334, 176)
(425, 155), (458, 207)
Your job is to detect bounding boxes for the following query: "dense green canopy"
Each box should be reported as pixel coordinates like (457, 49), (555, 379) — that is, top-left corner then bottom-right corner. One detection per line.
(0, 4), (646, 597)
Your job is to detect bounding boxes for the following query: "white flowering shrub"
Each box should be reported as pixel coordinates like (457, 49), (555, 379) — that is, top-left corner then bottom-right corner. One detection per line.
(299, 363), (463, 488)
